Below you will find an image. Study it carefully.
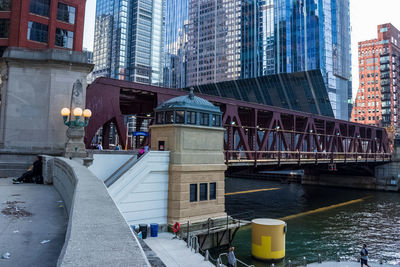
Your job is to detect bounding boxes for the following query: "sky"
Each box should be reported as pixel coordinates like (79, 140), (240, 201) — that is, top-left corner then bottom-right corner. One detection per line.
(82, 0), (400, 99)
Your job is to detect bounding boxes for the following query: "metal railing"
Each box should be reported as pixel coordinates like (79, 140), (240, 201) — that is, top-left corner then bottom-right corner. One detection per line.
(217, 253), (255, 267)
(225, 150), (392, 166)
(187, 234), (255, 267)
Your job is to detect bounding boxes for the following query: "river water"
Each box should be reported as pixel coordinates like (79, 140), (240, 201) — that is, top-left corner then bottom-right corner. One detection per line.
(212, 177), (400, 266)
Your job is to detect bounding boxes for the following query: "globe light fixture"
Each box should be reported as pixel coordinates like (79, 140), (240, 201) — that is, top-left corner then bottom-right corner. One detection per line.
(61, 108), (70, 117)
(61, 107), (92, 128)
(83, 109), (92, 118)
(73, 107), (83, 117)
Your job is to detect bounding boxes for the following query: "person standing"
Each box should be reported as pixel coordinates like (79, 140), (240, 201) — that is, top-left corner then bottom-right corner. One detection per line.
(96, 142), (103, 150)
(360, 244), (370, 267)
(227, 246), (237, 267)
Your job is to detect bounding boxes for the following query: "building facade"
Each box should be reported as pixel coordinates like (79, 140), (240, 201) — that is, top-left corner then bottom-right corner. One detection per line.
(163, 0), (352, 120)
(92, 0), (165, 85)
(0, 0), (85, 54)
(351, 23), (400, 128)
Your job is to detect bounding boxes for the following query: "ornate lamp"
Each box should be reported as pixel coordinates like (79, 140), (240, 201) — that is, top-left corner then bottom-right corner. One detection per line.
(61, 80), (93, 165)
(61, 107), (92, 127)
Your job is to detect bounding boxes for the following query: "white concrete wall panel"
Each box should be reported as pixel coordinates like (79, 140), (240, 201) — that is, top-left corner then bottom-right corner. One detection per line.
(89, 153), (133, 181)
(108, 151), (170, 225)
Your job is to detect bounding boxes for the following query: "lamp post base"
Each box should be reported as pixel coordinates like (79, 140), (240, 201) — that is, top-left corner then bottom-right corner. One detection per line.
(64, 127), (89, 159)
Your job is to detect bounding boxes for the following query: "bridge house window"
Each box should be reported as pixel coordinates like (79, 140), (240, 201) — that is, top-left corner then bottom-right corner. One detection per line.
(200, 113), (209, 126)
(209, 182), (216, 200)
(175, 110), (185, 123)
(212, 114), (221, 127)
(165, 111), (174, 123)
(190, 184), (197, 202)
(156, 112), (164, 124)
(187, 111), (196, 124)
(200, 183), (208, 201)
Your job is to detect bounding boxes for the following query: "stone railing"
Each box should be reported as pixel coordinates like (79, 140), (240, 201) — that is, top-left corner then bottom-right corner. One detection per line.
(49, 157), (150, 267)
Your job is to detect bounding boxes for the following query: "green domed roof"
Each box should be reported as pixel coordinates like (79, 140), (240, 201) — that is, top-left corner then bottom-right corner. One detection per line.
(155, 89), (221, 113)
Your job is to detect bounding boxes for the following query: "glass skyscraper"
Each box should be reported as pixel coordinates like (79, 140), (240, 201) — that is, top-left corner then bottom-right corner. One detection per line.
(163, 0), (352, 120)
(93, 0), (165, 85)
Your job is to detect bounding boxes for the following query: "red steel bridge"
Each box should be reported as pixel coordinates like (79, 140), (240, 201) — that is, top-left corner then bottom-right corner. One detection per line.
(84, 78), (392, 167)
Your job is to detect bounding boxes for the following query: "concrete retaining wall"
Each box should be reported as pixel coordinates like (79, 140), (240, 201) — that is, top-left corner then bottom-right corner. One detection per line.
(88, 150), (136, 181)
(52, 157), (150, 267)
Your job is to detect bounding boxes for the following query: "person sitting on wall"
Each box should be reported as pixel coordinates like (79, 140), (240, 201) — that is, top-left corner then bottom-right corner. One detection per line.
(13, 156), (43, 184)
(115, 143), (121, 150)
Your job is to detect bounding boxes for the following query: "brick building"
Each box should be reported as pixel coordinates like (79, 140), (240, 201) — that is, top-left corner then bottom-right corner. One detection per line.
(0, 0), (86, 54)
(351, 23), (400, 127)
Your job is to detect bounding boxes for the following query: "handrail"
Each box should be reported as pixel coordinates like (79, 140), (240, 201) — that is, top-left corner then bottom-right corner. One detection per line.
(217, 253), (255, 267)
(225, 150), (392, 164)
(104, 151), (146, 187)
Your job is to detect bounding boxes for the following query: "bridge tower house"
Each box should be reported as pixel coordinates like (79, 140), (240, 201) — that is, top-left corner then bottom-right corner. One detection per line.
(150, 89), (227, 224)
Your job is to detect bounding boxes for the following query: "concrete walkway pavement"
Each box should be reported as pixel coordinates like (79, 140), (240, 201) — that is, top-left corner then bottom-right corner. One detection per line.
(144, 232), (214, 267)
(309, 261), (397, 266)
(0, 178), (67, 267)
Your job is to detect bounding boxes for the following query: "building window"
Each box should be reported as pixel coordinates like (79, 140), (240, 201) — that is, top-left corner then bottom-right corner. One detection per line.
(200, 113), (209, 126)
(57, 3), (76, 24)
(27, 21), (48, 43)
(156, 112), (164, 124)
(190, 184), (197, 202)
(165, 111), (174, 124)
(55, 28), (74, 49)
(209, 182), (216, 200)
(187, 111), (196, 124)
(212, 114), (221, 127)
(0, 0), (11, 11)
(29, 0), (50, 17)
(0, 19), (10, 38)
(200, 183), (207, 201)
(175, 110), (185, 124)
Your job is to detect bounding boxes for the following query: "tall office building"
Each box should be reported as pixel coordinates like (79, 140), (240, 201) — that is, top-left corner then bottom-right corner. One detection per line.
(92, 0), (165, 85)
(351, 23), (400, 128)
(163, 0), (352, 120)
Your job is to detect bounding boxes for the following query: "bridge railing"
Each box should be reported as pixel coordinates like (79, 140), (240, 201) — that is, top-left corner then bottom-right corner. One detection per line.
(225, 150), (392, 165)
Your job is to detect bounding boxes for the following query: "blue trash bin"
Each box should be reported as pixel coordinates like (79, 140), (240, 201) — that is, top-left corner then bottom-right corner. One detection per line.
(150, 223), (159, 237)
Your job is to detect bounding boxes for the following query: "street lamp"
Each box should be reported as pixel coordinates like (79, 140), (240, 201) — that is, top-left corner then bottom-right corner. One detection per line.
(61, 107), (92, 127)
(61, 106), (92, 161)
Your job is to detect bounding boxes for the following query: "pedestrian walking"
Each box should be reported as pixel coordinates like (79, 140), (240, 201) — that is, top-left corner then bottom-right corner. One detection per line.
(360, 244), (370, 267)
(227, 246), (237, 267)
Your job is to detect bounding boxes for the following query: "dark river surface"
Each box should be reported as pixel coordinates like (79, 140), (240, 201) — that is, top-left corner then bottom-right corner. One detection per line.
(211, 177), (400, 266)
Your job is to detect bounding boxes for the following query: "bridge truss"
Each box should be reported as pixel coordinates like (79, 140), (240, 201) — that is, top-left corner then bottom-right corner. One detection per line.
(85, 78), (391, 165)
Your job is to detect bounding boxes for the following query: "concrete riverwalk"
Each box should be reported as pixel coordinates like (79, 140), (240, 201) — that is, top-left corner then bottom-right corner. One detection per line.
(309, 261), (397, 266)
(0, 178), (67, 267)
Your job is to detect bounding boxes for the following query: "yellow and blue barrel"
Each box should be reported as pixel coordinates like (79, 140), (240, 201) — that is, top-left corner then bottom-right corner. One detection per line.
(251, 218), (286, 261)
